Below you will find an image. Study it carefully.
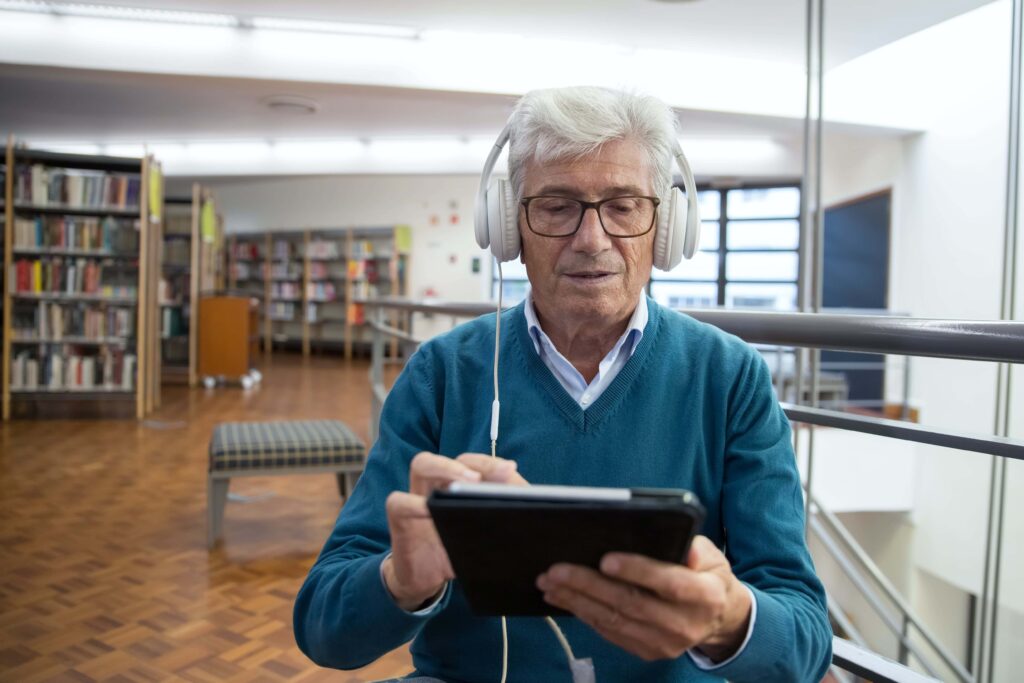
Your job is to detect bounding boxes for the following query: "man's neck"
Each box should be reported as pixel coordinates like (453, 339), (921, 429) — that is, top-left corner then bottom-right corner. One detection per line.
(531, 298), (639, 383)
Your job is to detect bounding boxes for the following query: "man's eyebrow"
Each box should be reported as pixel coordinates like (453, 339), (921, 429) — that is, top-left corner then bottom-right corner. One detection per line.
(529, 184), (650, 198)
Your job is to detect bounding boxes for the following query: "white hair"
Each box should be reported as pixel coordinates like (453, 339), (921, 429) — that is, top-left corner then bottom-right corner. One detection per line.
(507, 86), (679, 203)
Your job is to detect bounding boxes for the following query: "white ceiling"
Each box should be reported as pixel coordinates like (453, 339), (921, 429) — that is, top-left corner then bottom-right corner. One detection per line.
(0, 0), (998, 176)
(92, 0), (994, 68)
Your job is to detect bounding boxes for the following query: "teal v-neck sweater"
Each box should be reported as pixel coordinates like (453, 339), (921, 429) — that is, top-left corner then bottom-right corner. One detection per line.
(295, 300), (832, 682)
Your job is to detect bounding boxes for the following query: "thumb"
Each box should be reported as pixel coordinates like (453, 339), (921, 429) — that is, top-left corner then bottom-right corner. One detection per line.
(686, 535), (718, 570)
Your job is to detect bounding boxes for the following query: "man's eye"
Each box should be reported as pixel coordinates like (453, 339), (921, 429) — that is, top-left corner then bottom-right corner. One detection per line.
(606, 199), (637, 214)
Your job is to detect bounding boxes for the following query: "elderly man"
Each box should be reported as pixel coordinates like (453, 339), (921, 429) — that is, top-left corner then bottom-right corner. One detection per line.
(295, 87), (832, 682)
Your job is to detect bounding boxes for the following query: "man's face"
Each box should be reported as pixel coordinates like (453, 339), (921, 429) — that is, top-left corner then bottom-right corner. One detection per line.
(519, 138), (656, 330)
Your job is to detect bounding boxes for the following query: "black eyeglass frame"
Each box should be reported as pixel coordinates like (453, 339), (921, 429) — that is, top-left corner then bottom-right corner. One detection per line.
(519, 195), (662, 238)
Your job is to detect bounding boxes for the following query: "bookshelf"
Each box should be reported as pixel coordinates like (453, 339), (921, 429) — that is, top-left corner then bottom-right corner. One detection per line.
(227, 232), (270, 355)
(219, 226), (409, 360)
(160, 184), (223, 387)
(267, 231), (305, 351)
(2, 139), (163, 420)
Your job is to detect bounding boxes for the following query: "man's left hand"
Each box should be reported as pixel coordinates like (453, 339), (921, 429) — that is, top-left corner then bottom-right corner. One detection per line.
(536, 535), (752, 663)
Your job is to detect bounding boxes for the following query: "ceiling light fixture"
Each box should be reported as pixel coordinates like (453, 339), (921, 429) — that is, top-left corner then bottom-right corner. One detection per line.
(0, 1), (420, 38)
(263, 95), (319, 115)
(249, 16), (419, 39)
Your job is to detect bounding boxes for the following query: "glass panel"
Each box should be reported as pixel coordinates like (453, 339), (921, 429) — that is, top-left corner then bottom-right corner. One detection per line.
(699, 221), (719, 251)
(649, 282), (718, 309)
(725, 283), (797, 310)
(726, 252), (799, 281)
(727, 220), (800, 250)
(652, 250), (718, 281)
(698, 190), (720, 221)
(726, 187), (800, 219)
(495, 278), (530, 305)
(496, 257), (528, 280)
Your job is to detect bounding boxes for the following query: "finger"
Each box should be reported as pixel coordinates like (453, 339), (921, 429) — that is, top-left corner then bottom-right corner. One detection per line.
(409, 452), (482, 495)
(686, 535), (727, 571)
(541, 583), (683, 659)
(599, 553), (707, 605)
(385, 491), (431, 520)
(454, 453), (526, 484)
(538, 563), (683, 628)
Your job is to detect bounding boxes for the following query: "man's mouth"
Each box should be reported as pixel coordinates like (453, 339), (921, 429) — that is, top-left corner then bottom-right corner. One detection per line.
(565, 271), (615, 281)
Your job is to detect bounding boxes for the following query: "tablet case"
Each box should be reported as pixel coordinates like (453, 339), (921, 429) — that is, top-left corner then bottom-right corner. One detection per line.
(427, 487), (705, 616)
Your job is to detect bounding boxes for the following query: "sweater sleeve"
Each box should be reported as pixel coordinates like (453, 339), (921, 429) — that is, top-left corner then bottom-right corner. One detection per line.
(293, 348), (450, 670)
(710, 350), (833, 682)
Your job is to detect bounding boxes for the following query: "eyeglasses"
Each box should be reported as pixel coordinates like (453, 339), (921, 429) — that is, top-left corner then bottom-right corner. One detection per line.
(520, 195), (661, 238)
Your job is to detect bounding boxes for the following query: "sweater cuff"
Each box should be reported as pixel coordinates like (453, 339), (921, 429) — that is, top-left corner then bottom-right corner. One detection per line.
(688, 584), (757, 670)
(697, 584), (792, 682)
(379, 552), (450, 616)
(350, 553), (451, 639)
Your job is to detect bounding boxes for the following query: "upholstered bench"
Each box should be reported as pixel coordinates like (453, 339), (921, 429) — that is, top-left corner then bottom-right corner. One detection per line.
(207, 419), (367, 548)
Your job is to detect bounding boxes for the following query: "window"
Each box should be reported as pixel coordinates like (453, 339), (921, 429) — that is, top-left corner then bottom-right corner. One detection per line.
(494, 183), (802, 311)
(650, 184), (801, 311)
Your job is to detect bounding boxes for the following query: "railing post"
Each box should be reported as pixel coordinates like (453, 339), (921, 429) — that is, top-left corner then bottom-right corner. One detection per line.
(899, 613), (910, 665)
(369, 305), (385, 445)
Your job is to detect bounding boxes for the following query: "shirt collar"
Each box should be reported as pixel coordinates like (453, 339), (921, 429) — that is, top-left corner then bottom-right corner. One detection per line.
(524, 290), (648, 357)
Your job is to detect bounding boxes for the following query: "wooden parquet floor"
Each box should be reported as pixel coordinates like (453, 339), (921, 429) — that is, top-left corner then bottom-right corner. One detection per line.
(0, 355), (412, 683)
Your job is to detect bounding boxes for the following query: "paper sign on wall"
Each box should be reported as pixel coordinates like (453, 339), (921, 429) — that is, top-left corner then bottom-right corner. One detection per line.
(201, 200), (217, 243)
(395, 225), (412, 254)
(148, 162), (163, 221)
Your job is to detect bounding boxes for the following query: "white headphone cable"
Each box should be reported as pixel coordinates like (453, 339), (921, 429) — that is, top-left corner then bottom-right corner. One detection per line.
(491, 261), (508, 683)
(490, 261), (579, 682)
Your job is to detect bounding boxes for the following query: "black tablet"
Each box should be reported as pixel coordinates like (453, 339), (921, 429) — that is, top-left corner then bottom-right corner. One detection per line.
(427, 482), (705, 616)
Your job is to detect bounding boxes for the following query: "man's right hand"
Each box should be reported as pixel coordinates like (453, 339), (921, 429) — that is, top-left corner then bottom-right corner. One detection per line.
(382, 452), (526, 611)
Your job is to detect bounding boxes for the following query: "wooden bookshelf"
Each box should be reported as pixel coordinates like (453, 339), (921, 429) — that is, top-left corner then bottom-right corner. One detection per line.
(218, 226), (409, 360)
(159, 183), (222, 388)
(1, 139), (163, 420)
(227, 232), (269, 355)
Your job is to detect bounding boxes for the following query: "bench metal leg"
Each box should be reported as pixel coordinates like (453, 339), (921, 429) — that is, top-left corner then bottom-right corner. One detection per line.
(336, 470), (362, 501)
(208, 476), (230, 549)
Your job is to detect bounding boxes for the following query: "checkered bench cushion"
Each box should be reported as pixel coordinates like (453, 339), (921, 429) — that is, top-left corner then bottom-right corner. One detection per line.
(209, 420), (366, 472)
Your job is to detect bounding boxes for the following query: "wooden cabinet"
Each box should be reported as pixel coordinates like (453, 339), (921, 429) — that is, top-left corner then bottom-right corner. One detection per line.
(197, 295), (258, 380)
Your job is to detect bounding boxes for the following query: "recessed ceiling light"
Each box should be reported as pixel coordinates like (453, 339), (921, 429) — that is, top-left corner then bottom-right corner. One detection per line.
(263, 95), (319, 115)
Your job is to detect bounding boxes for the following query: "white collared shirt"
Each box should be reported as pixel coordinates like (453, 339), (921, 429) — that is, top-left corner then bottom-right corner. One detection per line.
(524, 291), (648, 408)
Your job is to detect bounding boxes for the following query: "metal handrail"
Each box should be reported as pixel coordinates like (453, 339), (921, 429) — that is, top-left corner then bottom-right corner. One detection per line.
(357, 297), (1024, 364)
(785, 404), (1024, 462)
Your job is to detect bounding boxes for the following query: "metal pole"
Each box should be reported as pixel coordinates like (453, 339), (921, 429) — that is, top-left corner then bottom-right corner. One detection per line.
(982, 1), (1023, 678)
(803, 0), (825, 534)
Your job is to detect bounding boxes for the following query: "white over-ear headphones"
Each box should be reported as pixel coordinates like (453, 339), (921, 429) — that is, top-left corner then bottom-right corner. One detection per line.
(474, 120), (701, 271)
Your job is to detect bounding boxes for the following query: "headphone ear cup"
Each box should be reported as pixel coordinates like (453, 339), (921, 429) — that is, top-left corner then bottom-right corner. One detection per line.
(653, 188), (688, 271)
(486, 178), (520, 262)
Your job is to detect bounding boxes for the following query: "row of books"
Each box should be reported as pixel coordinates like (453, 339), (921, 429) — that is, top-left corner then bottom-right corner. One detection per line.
(230, 241), (261, 260)
(272, 240), (293, 260)
(351, 239), (389, 259)
(11, 349), (136, 391)
(268, 301), (296, 320)
(347, 258), (385, 283)
(13, 216), (139, 252)
(270, 263), (301, 279)
(163, 239), (190, 267)
(10, 258), (137, 297)
(308, 261), (344, 279)
(13, 302), (135, 340)
(230, 262), (258, 281)
(307, 240), (342, 259)
(271, 282), (301, 300)
(161, 307), (186, 338)
(307, 282), (338, 302)
(15, 165), (141, 210)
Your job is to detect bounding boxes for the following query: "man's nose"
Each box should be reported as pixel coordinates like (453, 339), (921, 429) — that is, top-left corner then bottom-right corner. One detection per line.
(571, 206), (611, 253)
